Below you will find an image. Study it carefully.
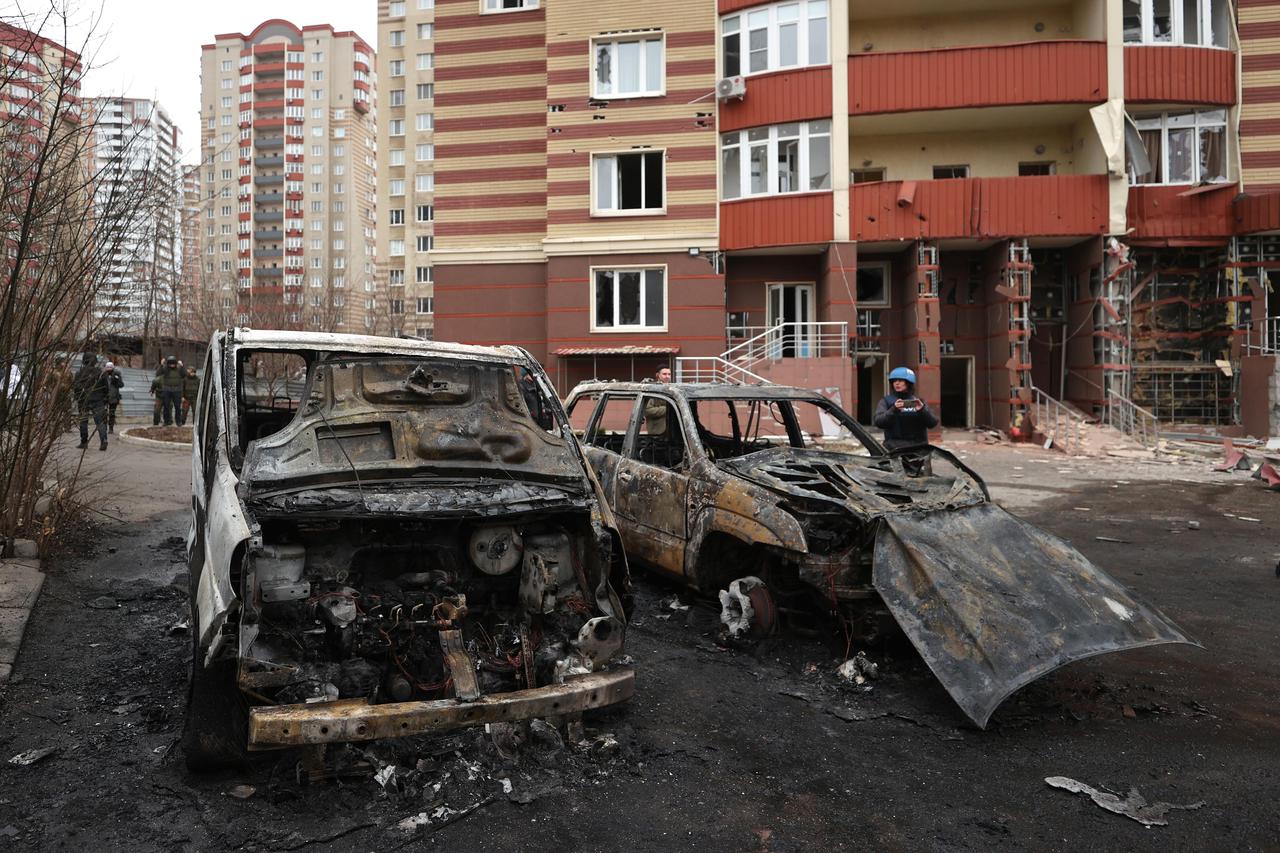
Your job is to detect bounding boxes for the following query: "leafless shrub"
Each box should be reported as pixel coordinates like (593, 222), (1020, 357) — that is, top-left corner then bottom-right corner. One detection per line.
(0, 3), (178, 555)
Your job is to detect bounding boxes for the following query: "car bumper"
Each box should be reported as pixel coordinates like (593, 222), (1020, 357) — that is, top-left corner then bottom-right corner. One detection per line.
(246, 668), (636, 749)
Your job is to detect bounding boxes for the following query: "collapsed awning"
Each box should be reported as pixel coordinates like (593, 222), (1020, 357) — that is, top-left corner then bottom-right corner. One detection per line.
(552, 345), (680, 357)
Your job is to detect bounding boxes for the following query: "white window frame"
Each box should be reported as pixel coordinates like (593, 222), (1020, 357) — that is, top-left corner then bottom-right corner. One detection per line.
(1132, 109), (1229, 185)
(591, 149), (667, 216)
(720, 120), (832, 201)
(593, 34), (665, 99)
(721, 0), (830, 79)
(1124, 0), (1227, 48)
(590, 265), (668, 332)
(481, 0), (539, 14)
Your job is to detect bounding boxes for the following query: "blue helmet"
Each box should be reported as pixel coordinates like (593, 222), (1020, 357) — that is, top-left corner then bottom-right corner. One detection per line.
(889, 366), (917, 385)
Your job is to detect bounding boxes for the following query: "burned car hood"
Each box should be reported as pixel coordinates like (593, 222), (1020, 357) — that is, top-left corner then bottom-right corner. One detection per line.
(716, 447), (985, 518)
(874, 503), (1198, 728)
(242, 356), (588, 495)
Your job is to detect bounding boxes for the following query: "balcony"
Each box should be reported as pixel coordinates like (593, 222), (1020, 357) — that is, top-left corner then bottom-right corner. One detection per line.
(254, 249), (283, 259)
(255, 174), (283, 186)
(721, 67), (832, 133)
(720, 192), (834, 251)
(1124, 46), (1235, 106)
(850, 175), (1109, 242)
(254, 136), (283, 149)
(255, 192), (283, 204)
(849, 41), (1106, 116)
(254, 212), (283, 223)
(1126, 183), (1236, 241)
(254, 229), (283, 240)
(253, 267), (284, 277)
(254, 155), (283, 168)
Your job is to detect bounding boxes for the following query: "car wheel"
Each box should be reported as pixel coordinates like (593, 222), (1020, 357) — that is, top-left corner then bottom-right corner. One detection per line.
(180, 611), (248, 771)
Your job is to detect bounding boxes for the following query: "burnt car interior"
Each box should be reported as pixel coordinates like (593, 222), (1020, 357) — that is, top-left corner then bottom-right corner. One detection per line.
(236, 350), (310, 452)
(689, 398), (874, 460)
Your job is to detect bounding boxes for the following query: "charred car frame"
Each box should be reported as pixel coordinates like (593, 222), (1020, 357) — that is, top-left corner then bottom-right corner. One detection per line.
(564, 381), (1194, 727)
(182, 330), (633, 769)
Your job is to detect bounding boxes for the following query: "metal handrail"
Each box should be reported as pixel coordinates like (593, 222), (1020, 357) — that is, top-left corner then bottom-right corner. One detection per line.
(721, 321), (849, 370)
(1241, 316), (1280, 355)
(1030, 385), (1090, 455)
(674, 356), (770, 385)
(1104, 388), (1160, 448)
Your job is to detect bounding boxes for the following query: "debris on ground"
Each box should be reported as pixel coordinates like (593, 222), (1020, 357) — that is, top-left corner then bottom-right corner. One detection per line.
(8, 747), (57, 766)
(1045, 776), (1206, 827)
(166, 618), (189, 635)
(226, 785), (255, 800)
(86, 596), (118, 610)
(836, 652), (880, 685)
(1094, 536), (1130, 544)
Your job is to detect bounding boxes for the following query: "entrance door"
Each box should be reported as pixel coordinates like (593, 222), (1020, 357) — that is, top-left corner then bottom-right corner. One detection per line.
(766, 283), (815, 357)
(856, 355), (886, 424)
(940, 355), (974, 428)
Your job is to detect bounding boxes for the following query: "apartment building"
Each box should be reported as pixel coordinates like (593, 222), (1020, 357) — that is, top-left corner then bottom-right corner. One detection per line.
(431, 1), (1280, 438)
(86, 97), (182, 337)
(178, 165), (210, 338)
(376, 0), (437, 339)
(200, 20), (379, 333)
(432, 0), (722, 389)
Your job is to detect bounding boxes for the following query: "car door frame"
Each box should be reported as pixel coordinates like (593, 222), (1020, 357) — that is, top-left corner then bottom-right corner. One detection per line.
(612, 391), (693, 579)
(189, 334), (252, 667)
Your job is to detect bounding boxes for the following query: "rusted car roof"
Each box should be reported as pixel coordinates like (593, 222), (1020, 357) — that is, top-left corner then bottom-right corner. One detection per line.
(226, 328), (527, 362)
(570, 380), (831, 401)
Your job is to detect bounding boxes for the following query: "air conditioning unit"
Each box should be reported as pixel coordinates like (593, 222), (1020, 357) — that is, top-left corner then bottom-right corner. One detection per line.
(716, 76), (746, 101)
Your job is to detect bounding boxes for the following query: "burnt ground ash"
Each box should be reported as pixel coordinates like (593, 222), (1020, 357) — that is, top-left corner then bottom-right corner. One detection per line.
(1, 480), (1278, 851)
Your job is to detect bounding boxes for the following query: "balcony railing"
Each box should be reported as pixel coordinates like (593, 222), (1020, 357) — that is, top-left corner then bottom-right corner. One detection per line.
(722, 322), (849, 373)
(1104, 388), (1160, 448)
(674, 357), (770, 386)
(851, 175), (1109, 242)
(849, 40), (1106, 115)
(1243, 316), (1280, 355)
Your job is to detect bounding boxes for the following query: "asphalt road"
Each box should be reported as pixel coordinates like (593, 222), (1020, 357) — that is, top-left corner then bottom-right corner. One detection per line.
(0, 437), (1276, 851)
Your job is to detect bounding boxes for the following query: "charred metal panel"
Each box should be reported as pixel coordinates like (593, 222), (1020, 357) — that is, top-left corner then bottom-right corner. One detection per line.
(873, 503), (1197, 728)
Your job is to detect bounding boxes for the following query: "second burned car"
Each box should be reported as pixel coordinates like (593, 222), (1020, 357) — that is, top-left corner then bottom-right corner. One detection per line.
(564, 380), (1195, 728)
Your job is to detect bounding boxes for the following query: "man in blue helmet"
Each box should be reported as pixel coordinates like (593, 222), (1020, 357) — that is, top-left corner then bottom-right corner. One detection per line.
(873, 366), (938, 450)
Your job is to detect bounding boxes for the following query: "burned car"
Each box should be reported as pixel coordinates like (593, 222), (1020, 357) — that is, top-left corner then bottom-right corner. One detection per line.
(564, 381), (1194, 727)
(182, 330), (633, 770)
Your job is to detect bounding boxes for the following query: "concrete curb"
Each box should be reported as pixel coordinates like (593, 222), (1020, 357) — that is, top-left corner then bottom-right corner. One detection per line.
(117, 428), (192, 453)
(0, 557), (44, 685)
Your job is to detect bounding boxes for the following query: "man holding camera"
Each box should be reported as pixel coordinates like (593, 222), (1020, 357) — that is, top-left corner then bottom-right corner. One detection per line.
(873, 366), (938, 450)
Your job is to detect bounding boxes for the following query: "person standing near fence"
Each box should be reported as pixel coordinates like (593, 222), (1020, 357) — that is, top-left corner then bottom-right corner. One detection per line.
(157, 355), (184, 427)
(103, 361), (124, 433)
(180, 366), (200, 427)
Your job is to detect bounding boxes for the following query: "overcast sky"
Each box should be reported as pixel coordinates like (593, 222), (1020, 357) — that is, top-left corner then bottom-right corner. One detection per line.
(6, 1), (377, 163)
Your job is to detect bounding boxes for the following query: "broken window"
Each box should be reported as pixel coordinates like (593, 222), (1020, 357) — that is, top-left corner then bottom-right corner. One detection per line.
(593, 268), (666, 330)
(932, 165), (970, 179)
(635, 395), (685, 469)
(856, 262), (890, 307)
(1131, 110), (1226, 185)
(1018, 161), (1056, 176)
(483, 0), (537, 11)
(594, 35), (663, 98)
(593, 151), (664, 214)
(1124, 0), (1226, 46)
(236, 351), (307, 453)
(721, 120), (830, 200)
(584, 394), (636, 453)
(851, 168), (885, 184)
(566, 391), (603, 435)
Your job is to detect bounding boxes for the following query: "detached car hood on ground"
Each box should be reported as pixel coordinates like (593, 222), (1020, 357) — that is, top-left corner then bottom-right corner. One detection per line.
(722, 447), (1196, 728)
(875, 503), (1198, 727)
